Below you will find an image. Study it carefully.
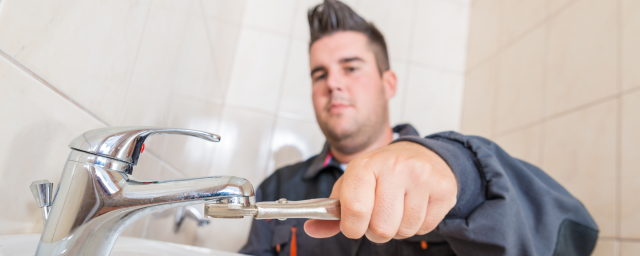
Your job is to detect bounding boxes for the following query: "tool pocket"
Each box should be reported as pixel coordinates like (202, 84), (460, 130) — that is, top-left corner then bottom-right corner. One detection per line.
(400, 235), (456, 256)
(272, 219), (302, 256)
(271, 219), (324, 256)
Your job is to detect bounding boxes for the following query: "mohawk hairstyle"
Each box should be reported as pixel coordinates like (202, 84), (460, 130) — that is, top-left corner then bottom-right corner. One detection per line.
(308, 0), (390, 75)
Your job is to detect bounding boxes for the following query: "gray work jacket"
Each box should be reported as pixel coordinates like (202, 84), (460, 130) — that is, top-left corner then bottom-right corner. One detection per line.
(239, 124), (598, 256)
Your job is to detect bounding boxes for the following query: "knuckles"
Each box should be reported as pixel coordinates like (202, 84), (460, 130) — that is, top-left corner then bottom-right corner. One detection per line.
(367, 223), (396, 241)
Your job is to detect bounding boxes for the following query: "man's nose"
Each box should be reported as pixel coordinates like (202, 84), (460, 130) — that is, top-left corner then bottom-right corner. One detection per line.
(326, 73), (345, 93)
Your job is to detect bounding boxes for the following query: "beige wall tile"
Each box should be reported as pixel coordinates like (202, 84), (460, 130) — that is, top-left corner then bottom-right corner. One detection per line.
(591, 239), (616, 256)
(495, 27), (544, 134)
(545, 0), (617, 116)
(498, 0), (546, 48)
(0, 0), (74, 55)
(404, 65), (464, 136)
(131, 152), (163, 181)
(278, 39), (315, 120)
(207, 106), (275, 187)
(493, 125), (541, 166)
(389, 60), (408, 127)
(547, 0), (574, 17)
(243, 0), (296, 35)
(465, 0), (501, 70)
(0, 57), (104, 235)
(621, 241), (640, 256)
(159, 97), (224, 178)
(268, 117), (325, 175)
(461, 59), (497, 138)
(621, 91), (640, 239)
(541, 100), (617, 237)
(203, 20), (241, 90)
(410, 0), (470, 72)
(622, 0), (640, 91)
(200, 0), (246, 25)
(12, 0), (151, 125)
(118, 0), (198, 153)
(291, 0), (322, 41)
(171, 8), (228, 105)
(357, 0), (414, 61)
(224, 28), (289, 113)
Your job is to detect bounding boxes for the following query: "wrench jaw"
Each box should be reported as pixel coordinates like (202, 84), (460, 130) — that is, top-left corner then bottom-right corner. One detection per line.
(204, 197), (341, 220)
(204, 196), (256, 219)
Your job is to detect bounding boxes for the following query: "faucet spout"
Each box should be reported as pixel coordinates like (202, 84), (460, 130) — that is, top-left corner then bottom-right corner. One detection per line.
(36, 150), (254, 256)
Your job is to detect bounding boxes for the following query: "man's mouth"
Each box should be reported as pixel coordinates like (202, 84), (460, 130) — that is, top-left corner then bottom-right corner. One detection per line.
(327, 103), (351, 114)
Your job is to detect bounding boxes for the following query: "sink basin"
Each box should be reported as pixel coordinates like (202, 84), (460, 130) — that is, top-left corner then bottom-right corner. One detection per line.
(0, 234), (245, 256)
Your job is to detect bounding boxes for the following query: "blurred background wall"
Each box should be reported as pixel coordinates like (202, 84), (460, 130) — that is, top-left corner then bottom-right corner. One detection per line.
(461, 0), (640, 255)
(0, 0), (470, 253)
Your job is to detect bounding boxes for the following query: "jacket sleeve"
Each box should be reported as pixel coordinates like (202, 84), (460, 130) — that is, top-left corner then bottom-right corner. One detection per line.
(238, 187), (276, 256)
(394, 131), (599, 256)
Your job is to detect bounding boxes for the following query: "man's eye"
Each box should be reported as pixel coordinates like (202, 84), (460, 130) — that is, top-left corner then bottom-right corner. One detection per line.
(346, 67), (357, 73)
(314, 73), (327, 81)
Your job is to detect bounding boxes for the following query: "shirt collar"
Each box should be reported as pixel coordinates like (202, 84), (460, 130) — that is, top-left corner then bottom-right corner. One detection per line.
(303, 124), (420, 180)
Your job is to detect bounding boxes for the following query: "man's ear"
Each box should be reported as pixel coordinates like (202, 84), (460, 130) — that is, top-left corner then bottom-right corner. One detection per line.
(381, 69), (397, 100)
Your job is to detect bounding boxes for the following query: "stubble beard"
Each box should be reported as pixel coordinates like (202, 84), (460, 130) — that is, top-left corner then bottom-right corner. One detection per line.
(319, 95), (389, 155)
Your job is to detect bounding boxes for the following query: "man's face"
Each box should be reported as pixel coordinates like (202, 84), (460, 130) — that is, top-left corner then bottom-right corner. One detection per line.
(309, 31), (396, 154)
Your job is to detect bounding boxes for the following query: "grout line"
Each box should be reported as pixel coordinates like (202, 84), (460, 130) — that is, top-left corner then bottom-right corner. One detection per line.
(616, 0), (623, 240)
(616, 93), (622, 242)
(406, 61), (466, 76)
(225, 103), (278, 118)
(493, 85), (640, 139)
(0, 48), (110, 127)
(217, 1), (246, 108)
(600, 236), (640, 243)
(399, 0), (418, 123)
(539, 4), (550, 167)
(261, 0), (301, 178)
(197, 0), (224, 177)
(488, 57), (500, 138)
(146, 150), (185, 178)
(200, 0), (224, 91)
(277, 111), (317, 124)
(116, 1), (153, 126)
(486, 0), (505, 139)
(465, 0), (581, 76)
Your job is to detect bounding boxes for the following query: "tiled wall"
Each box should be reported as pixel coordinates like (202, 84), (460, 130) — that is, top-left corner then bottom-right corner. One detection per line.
(461, 0), (640, 255)
(0, 0), (470, 253)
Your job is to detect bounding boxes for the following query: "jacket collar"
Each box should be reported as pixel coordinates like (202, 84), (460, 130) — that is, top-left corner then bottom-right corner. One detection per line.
(303, 124), (420, 180)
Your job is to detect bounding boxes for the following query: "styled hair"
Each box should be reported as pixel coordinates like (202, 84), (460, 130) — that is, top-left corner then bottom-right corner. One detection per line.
(307, 0), (390, 75)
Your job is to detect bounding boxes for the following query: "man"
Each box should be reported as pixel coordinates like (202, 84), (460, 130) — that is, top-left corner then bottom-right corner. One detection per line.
(240, 1), (598, 255)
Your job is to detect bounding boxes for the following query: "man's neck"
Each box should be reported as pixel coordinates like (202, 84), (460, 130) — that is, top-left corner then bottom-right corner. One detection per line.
(330, 126), (394, 164)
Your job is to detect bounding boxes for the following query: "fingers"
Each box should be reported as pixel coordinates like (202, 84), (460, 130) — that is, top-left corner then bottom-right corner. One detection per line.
(417, 178), (457, 235)
(304, 220), (341, 238)
(394, 187), (429, 239)
(339, 160), (377, 239)
(305, 177), (343, 238)
(364, 171), (405, 243)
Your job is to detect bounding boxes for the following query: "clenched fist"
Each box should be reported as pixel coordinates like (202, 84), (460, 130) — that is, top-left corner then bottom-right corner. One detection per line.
(304, 141), (458, 243)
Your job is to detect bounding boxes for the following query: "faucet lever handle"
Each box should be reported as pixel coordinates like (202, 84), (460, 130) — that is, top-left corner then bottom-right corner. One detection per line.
(30, 179), (54, 224)
(68, 127), (221, 165)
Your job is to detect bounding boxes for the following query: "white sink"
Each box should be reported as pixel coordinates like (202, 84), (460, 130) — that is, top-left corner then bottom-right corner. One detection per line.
(0, 233), (245, 256)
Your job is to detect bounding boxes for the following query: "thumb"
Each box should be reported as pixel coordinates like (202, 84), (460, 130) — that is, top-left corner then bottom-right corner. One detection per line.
(304, 177), (344, 238)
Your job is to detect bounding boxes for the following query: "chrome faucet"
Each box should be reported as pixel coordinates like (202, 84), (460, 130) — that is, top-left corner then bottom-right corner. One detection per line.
(31, 126), (341, 256)
(31, 127), (254, 256)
